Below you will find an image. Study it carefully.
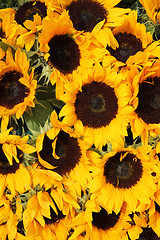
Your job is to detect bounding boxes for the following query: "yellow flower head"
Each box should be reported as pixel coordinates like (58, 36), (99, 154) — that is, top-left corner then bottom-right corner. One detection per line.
(15, 0), (50, 51)
(14, 0), (47, 27)
(23, 189), (77, 239)
(130, 60), (160, 144)
(104, 10), (160, 71)
(35, 110), (92, 195)
(0, 47), (37, 125)
(0, 8), (23, 46)
(0, 128), (36, 198)
(0, 0), (51, 51)
(53, 0), (130, 48)
(137, 227), (160, 240)
(127, 211), (148, 240)
(0, 196), (25, 240)
(69, 195), (131, 240)
(147, 198), (160, 237)
(139, 0), (160, 24)
(38, 9), (99, 99)
(59, 63), (134, 149)
(89, 145), (157, 214)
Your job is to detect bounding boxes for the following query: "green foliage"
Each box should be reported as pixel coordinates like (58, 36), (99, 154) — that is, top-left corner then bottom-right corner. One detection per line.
(23, 100), (53, 132)
(0, 0), (18, 8)
(116, 0), (139, 10)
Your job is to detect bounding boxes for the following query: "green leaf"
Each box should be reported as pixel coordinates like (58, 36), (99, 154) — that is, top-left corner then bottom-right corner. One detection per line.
(18, 0), (26, 6)
(0, 42), (17, 52)
(0, 42), (10, 52)
(0, 0), (8, 8)
(47, 98), (65, 109)
(23, 100), (53, 132)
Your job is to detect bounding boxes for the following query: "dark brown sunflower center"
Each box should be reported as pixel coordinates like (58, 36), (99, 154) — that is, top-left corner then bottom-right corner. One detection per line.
(55, 140), (65, 158)
(39, 130), (81, 175)
(0, 144), (23, 174)
(0, 71), (29, 109)
(74, 81), (118, 128)
(48, 34), (81, 74)
(115, 161), (133, 179)
(104, 151), (143, 189)
(90, 94), (105, 112)
(139, 227), (160, 240)
(107, 33), (143, 63)
(15, 1), (47, 26)
(66, 0), (107, 32)
(92, 206), (120, 230)
(135, 77), (160, 124)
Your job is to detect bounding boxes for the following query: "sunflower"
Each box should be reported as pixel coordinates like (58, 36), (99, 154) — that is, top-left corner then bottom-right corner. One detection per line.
(0, 195), (26, 240)
(89, 145), (157, 214)
(0, 128), (36, 198)
(126, 209), (148, 240)
(0, 8), (26, 47)
(0, 8), (16, 20)
(55, 0), (131, 49)
(59, 63), (133, 149)
(103, 10), (160, 72)
(0, 0), (52, 52)
(0, 48), (5, 69)
(130, 60), (160, 144)
(69, 197), (131, 240)
(35, 110), (92, 196)
(30, 164), (81, 216)
(15, 0), (52, 51)
(14, 0), (47, 27)
(138, 227), (160, 240)
(29, 162), (63, 191)
(139, 0), (160, 24)
(23, 190), (58, 238)
(89, 204), (130, 240)
(149, 142), (160, 183)
(0, 49), (5, 60)
(147, 146), (160, 237)
(146, 199), (160, 237)
(23, 189), (76, 239)
(38, 9), (106, 99)
(39, 190), (76, 240)
(138, 0), (160, 40)
(0, 47), (37, 128)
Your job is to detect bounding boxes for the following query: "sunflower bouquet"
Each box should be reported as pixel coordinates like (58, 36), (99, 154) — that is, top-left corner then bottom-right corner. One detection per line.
(1, 0), (160, 239)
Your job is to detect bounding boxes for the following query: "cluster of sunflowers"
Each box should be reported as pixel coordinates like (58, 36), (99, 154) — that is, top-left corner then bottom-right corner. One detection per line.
(2, 0), (160, 239)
